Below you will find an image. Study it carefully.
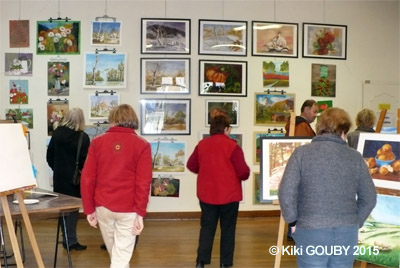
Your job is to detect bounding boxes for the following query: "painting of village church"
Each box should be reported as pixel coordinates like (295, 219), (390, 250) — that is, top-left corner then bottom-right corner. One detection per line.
(89, 94), (120, 121)
(150, 141), (186, 173)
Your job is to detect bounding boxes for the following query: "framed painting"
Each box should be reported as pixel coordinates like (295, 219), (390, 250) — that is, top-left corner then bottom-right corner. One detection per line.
(10, 20), (29, 48)
(47, 101), (69, 135)
(311, 63), (336, 97)
(263, 61), (289, 88)
(4, 53), (33, 76)
(303, 23), (347, 59)
(91, 21), (122, 46)
(253, 131), (285, 165)
(37, 21), (80, 54)
(48, 61), (70, 96)
(199, 130), (244, 148)
(205, 100), (239, 127)
(199, 19), (247, 56)
(317, 100), (333, 114)
(357, 133), (400, 190)
(84, 124), (110, 140)
(254, 93), (295, 125)
(140, 99), (191, 135)
(252, 21), (298, 58)
(141, 18), (190, 54)
(356, 194), (400, 267)
(150, 140), (186, 173)
(84, 53), (127, 89)
(260, 137), (311, 202)
(151, 176), (180, 197)
(89, 94), (120, 121)
(140, 58), (190, 94)
(9, 80), (28, 104)
(199, 60), (247, 97)
(5, 108), (33, 129)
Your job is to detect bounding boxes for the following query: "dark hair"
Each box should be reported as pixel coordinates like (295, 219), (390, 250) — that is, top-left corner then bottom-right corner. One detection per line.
(300, 99), (317, 113)
(316, 107), (352, 136)
(210, 115), (230, 135)
(108, 104), (139, 130)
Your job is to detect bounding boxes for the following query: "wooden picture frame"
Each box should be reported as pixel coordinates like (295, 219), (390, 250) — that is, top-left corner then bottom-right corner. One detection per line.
(252, 21), (298, 58)
(199, 19), (247, 56)
(140, 99), (191, 135)
(141, 18), (191, 54)
(199, 60), (247, 97)
(205, 99), (239, 127)
(140, 58), (190, 94)
(303, 23), (347, 60)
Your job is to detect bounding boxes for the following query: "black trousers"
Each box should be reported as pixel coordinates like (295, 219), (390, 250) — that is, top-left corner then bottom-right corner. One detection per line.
(61, 209), (79, 245)
(197, 201), (239, 266)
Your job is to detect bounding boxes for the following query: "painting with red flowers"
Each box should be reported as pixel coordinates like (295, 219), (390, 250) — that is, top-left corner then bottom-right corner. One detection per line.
(9, 80), (28, 104)
(37, 21), (80, 55)
(303, 23), (347, 60)
(48, 61), (70, 96)
(311, 64), (336, 97)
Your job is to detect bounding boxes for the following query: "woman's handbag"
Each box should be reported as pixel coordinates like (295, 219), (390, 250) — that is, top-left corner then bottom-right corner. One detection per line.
(72, 132), (84, 186)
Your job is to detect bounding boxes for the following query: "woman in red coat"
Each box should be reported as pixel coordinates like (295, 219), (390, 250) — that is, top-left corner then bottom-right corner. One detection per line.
(187, 115), (250, 268)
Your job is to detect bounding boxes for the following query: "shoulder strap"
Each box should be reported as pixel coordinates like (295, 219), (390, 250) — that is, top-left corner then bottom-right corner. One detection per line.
(75, 132), (84, 167)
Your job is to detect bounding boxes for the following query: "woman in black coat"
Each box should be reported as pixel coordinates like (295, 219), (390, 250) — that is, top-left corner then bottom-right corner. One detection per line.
(47, 107), (90, 250)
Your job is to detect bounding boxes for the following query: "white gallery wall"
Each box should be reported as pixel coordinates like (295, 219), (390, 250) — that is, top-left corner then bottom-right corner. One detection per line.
(0, 0), (399, 213)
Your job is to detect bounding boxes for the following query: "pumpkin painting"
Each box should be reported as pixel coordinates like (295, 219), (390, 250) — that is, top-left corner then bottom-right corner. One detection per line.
(202, 63), (243, 94)
(206, 66), (229, 84)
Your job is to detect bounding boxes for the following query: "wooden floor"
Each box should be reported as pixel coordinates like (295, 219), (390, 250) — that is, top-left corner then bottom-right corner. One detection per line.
(1, 217), (381, 268)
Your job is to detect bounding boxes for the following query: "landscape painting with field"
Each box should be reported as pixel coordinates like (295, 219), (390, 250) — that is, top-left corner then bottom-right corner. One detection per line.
(150, 141), (186, 173)
(255, 93), (295, 125)
(263, 61), (289, 88)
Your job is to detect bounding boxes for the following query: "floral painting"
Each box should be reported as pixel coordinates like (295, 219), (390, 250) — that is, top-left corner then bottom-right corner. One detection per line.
(37, 21), (80, 54)
(48, 61), (69, 96)
(4, 53), (33, 76)
(47, 102), (69, 135)
(317, 100), (333, 114)
(89, 94), (120, 121)
(263, 61), (289, 88)
(151, 176), (180, 197)
(91, 21), (121, 46)
(9, 80), (28, 104)
(10, 20), (30, 48)
(254, 93), (295, 125)
(84, 53), (127, 88)
(311, 64), (336, 97)
(5, 108), (33, 129)
(150, 141), (186, 173)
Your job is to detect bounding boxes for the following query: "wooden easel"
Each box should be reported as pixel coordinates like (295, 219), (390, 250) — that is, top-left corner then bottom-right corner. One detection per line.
(0, 186), (45, 268)
(273, 112), (295, 268)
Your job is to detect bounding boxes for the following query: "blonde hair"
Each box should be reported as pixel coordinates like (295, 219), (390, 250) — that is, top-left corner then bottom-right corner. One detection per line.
(61, 107), (85, 131)
(355, 108), (376, 128)
(108, 104), (139, 129)
(316, 107), (352, 136)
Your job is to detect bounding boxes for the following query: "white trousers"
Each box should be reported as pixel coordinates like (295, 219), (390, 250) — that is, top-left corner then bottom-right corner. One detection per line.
(96, 206), (138, 268)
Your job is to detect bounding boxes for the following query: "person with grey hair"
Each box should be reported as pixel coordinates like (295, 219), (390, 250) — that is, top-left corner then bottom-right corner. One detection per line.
(347, 108), (376, 149)
(47, 107), (90, 251)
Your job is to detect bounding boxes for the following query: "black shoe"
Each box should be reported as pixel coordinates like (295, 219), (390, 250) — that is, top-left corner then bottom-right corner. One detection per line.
(68, 243), (87, 251)
(100, 243), (107, 250)
(196, 261), (205, 268)
(220, 264), (232, 268)
(287, 235), (294, 241)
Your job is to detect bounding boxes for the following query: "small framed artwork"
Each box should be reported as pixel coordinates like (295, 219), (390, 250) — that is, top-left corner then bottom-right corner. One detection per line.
(357, 133), (400, 190)
(263, 61), (289, 88)
(199, 19), (247, 56)
(84, 53), (127, 88)
(254, 93), (295, 125)
(151, 176), (180, 197)
(141, 18), (191, 54)
(84, 124), (110, 141)
(91, 21), (122, 46)
(199, 60), (247, 97)
(316, 100), (333, 114)
(10, 20), (30, 48)
(6, 108), (33, 129)
(9, 80), (29, 104)
(47, 101), (69, 135)
(140, 99), (191, 135)
(37, 21), (80, 54)
(48, 61), (70, 96)
(4, 53), (33, 76)
(260, 137), (312, 202)
(252, 21), (298, 58)
(253, 131), (285, 165)
(150, 140), (186, 173)
(311, 63), (336, 97)
(140, 58), (190, 94)
(199, 130), (244, 149)
(89, 94), (120, 121)
(303, 23), (347, 60)
(205, 100), (239, 127)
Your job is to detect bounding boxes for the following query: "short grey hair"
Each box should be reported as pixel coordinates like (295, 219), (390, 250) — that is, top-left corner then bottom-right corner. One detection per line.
(61, 107), (86, 131)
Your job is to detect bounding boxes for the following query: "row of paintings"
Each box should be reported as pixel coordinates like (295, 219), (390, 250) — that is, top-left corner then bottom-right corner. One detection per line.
(15, 19), (346, 60)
